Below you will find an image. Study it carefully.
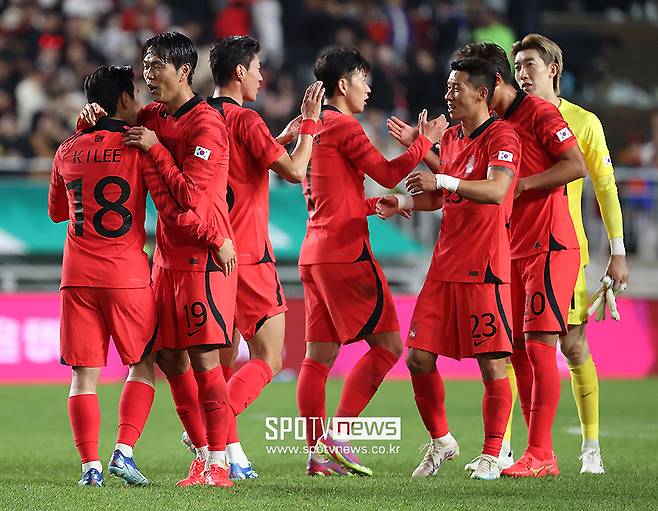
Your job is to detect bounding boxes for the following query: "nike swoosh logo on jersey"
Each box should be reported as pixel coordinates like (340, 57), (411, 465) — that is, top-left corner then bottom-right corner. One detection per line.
(187, 328), (201, 336)
(473, 338), (488, 347)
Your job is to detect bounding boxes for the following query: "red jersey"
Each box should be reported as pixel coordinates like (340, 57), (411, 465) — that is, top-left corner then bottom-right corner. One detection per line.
(431, 117), (520, 283)
(49, 118), (220, 288)
(141, 94), (234, 271)
(206, 97), (286, 265)
(502, 91), (579, 258)
(299, 105), (433, 264)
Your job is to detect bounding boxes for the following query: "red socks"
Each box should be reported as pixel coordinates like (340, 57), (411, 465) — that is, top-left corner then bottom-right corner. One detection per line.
(411, 369), (449, 438)
(194, 366), (229, 452)
(167, 369), (206, 449)
(510, 347), (533, 426)
(297, 358), (329, 447)
(482, 378), (512, 457)
(222, 365), (239, 444)
(68, 394), (101, 463)
(228, 359), (273, 416)
(226, 359), (273, 445)
(116, 381), (155, 447)
(336, 346), (399, 417)
(526, 340), (560, 459)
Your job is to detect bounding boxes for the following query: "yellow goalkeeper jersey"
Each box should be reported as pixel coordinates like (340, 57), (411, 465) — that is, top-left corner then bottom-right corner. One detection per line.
(558, 98), (623, 266)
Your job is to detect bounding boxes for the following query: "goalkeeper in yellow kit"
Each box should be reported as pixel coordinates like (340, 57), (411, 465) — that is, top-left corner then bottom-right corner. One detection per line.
(509, 34), (630, 474)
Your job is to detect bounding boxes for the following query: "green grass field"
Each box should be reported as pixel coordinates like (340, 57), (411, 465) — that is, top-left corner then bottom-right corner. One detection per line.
(1, 378), (657, 510)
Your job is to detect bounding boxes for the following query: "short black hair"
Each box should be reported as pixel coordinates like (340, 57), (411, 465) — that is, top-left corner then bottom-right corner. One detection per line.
(451, 42), (516, 86)
(209, 36), (260, 87)
(314, 48), (370, 98)
(83, 65), (134, 117)
(450, 58), (497, 103)
(142, 31), (197, 85)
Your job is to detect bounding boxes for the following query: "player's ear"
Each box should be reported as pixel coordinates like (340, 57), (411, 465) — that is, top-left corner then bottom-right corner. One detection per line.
(236, 64), (246, 82)
(179, 63), (191, 83)
(119, 91), (129, 110)
(337, 77), (348, 97)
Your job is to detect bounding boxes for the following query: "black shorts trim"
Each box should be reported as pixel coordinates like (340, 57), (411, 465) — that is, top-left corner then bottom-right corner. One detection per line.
(273, 268), (283, 306)
(543, 249), (566, 334)
(353, 243), (384, 340)
(494, 284), (513, 343)
(205, 252), (232, 346)
(140, 322), (159, 360)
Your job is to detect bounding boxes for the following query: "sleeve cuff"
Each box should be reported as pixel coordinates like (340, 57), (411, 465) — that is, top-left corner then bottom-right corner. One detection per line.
(610, 237), (626, 256)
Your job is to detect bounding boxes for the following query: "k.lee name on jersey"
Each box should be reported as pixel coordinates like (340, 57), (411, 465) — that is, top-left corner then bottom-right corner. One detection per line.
(72, 148), (122, 164)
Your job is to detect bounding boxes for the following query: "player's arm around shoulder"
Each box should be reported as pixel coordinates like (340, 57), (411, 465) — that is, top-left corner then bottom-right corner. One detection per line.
(516, 105), (586, 194)
(48, 147), (69, 223)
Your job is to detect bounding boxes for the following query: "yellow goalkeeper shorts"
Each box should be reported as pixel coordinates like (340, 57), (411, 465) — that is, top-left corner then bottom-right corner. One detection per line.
(568, 265), (589, 326)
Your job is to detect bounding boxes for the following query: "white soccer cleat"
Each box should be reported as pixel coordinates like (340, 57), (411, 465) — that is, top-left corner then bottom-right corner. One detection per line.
(580, 449), (605, 474)
(465, 448), (514, 471)
(411, 435), (459, 478)
(470, 454), (501, 480)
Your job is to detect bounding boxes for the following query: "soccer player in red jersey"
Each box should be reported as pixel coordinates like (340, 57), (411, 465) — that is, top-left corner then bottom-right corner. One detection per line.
(451, 42), (587, 477)
(175, 35), (324, 479)
(50, 65), (221, 487)
(84, 33), (238, 487)
(296, 47), (445, 477)
(379, 58), (521, 480)
(192, 35), (322, 479)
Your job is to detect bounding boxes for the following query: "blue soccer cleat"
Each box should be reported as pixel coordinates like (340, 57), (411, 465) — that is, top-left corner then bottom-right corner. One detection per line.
(78, 467), (104, 487)
(108, 449), (150, 486)
(229, 462), (258, 480)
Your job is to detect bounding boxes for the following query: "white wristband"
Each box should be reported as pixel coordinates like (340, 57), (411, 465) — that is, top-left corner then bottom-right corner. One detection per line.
(394, 194), (414, 210)
(435, 174), (460, 192)
(610, 237), (626, 256)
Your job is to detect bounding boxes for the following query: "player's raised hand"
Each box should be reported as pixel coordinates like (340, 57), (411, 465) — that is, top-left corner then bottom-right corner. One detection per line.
(418, 110), (448, 145)
(386, 116), (418, 147)
(123, 126), (160, 151)
(605, 254), (629, 292)
(406, 171), (438, 194)
(216, 238), (236, 276)
(301, 81), (325, 121)
(80, 102), (107, 127)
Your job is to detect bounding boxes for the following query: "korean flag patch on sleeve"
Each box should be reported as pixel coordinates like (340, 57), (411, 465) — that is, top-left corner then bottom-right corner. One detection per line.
(194, 146), (211, 160)
(556, 127), (573, 142)
(498, 150), (513, 162)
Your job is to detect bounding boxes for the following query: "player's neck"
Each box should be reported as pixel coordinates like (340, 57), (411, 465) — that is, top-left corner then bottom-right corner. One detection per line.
(326, 98), (354, 116)
(164, 86), (195, 115)
(211, 84), (244, 106)
(492, 85), (519, 117)
(460, 109), (491, 137)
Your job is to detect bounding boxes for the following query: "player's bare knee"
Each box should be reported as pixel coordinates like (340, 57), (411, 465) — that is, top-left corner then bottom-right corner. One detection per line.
(305, 342), (340, 367)
(157, 348), (191, 377)
(561, 326), (589, 364)
(477, 355), (507, 380)
(406, 349), (435, 375)
(368, 331), (403, 358)
(70, 367), (100, 395)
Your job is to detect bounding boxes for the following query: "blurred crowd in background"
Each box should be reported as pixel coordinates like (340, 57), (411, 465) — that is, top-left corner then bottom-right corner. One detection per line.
(0, 0), (657, 167)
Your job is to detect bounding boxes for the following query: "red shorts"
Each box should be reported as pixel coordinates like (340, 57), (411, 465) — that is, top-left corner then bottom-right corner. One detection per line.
(300, 254), (399, 344)
(511, 248), (580, 337)
(152, 263), (236, 350)
(235, 262), (288, 340)
(60, 286), (157, 367)
(406, 279), (513, 360)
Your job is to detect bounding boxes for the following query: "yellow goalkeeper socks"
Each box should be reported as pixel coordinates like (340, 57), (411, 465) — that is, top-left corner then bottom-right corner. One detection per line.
(503, 362), (517, 447)
(569, 354), (600, 449)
